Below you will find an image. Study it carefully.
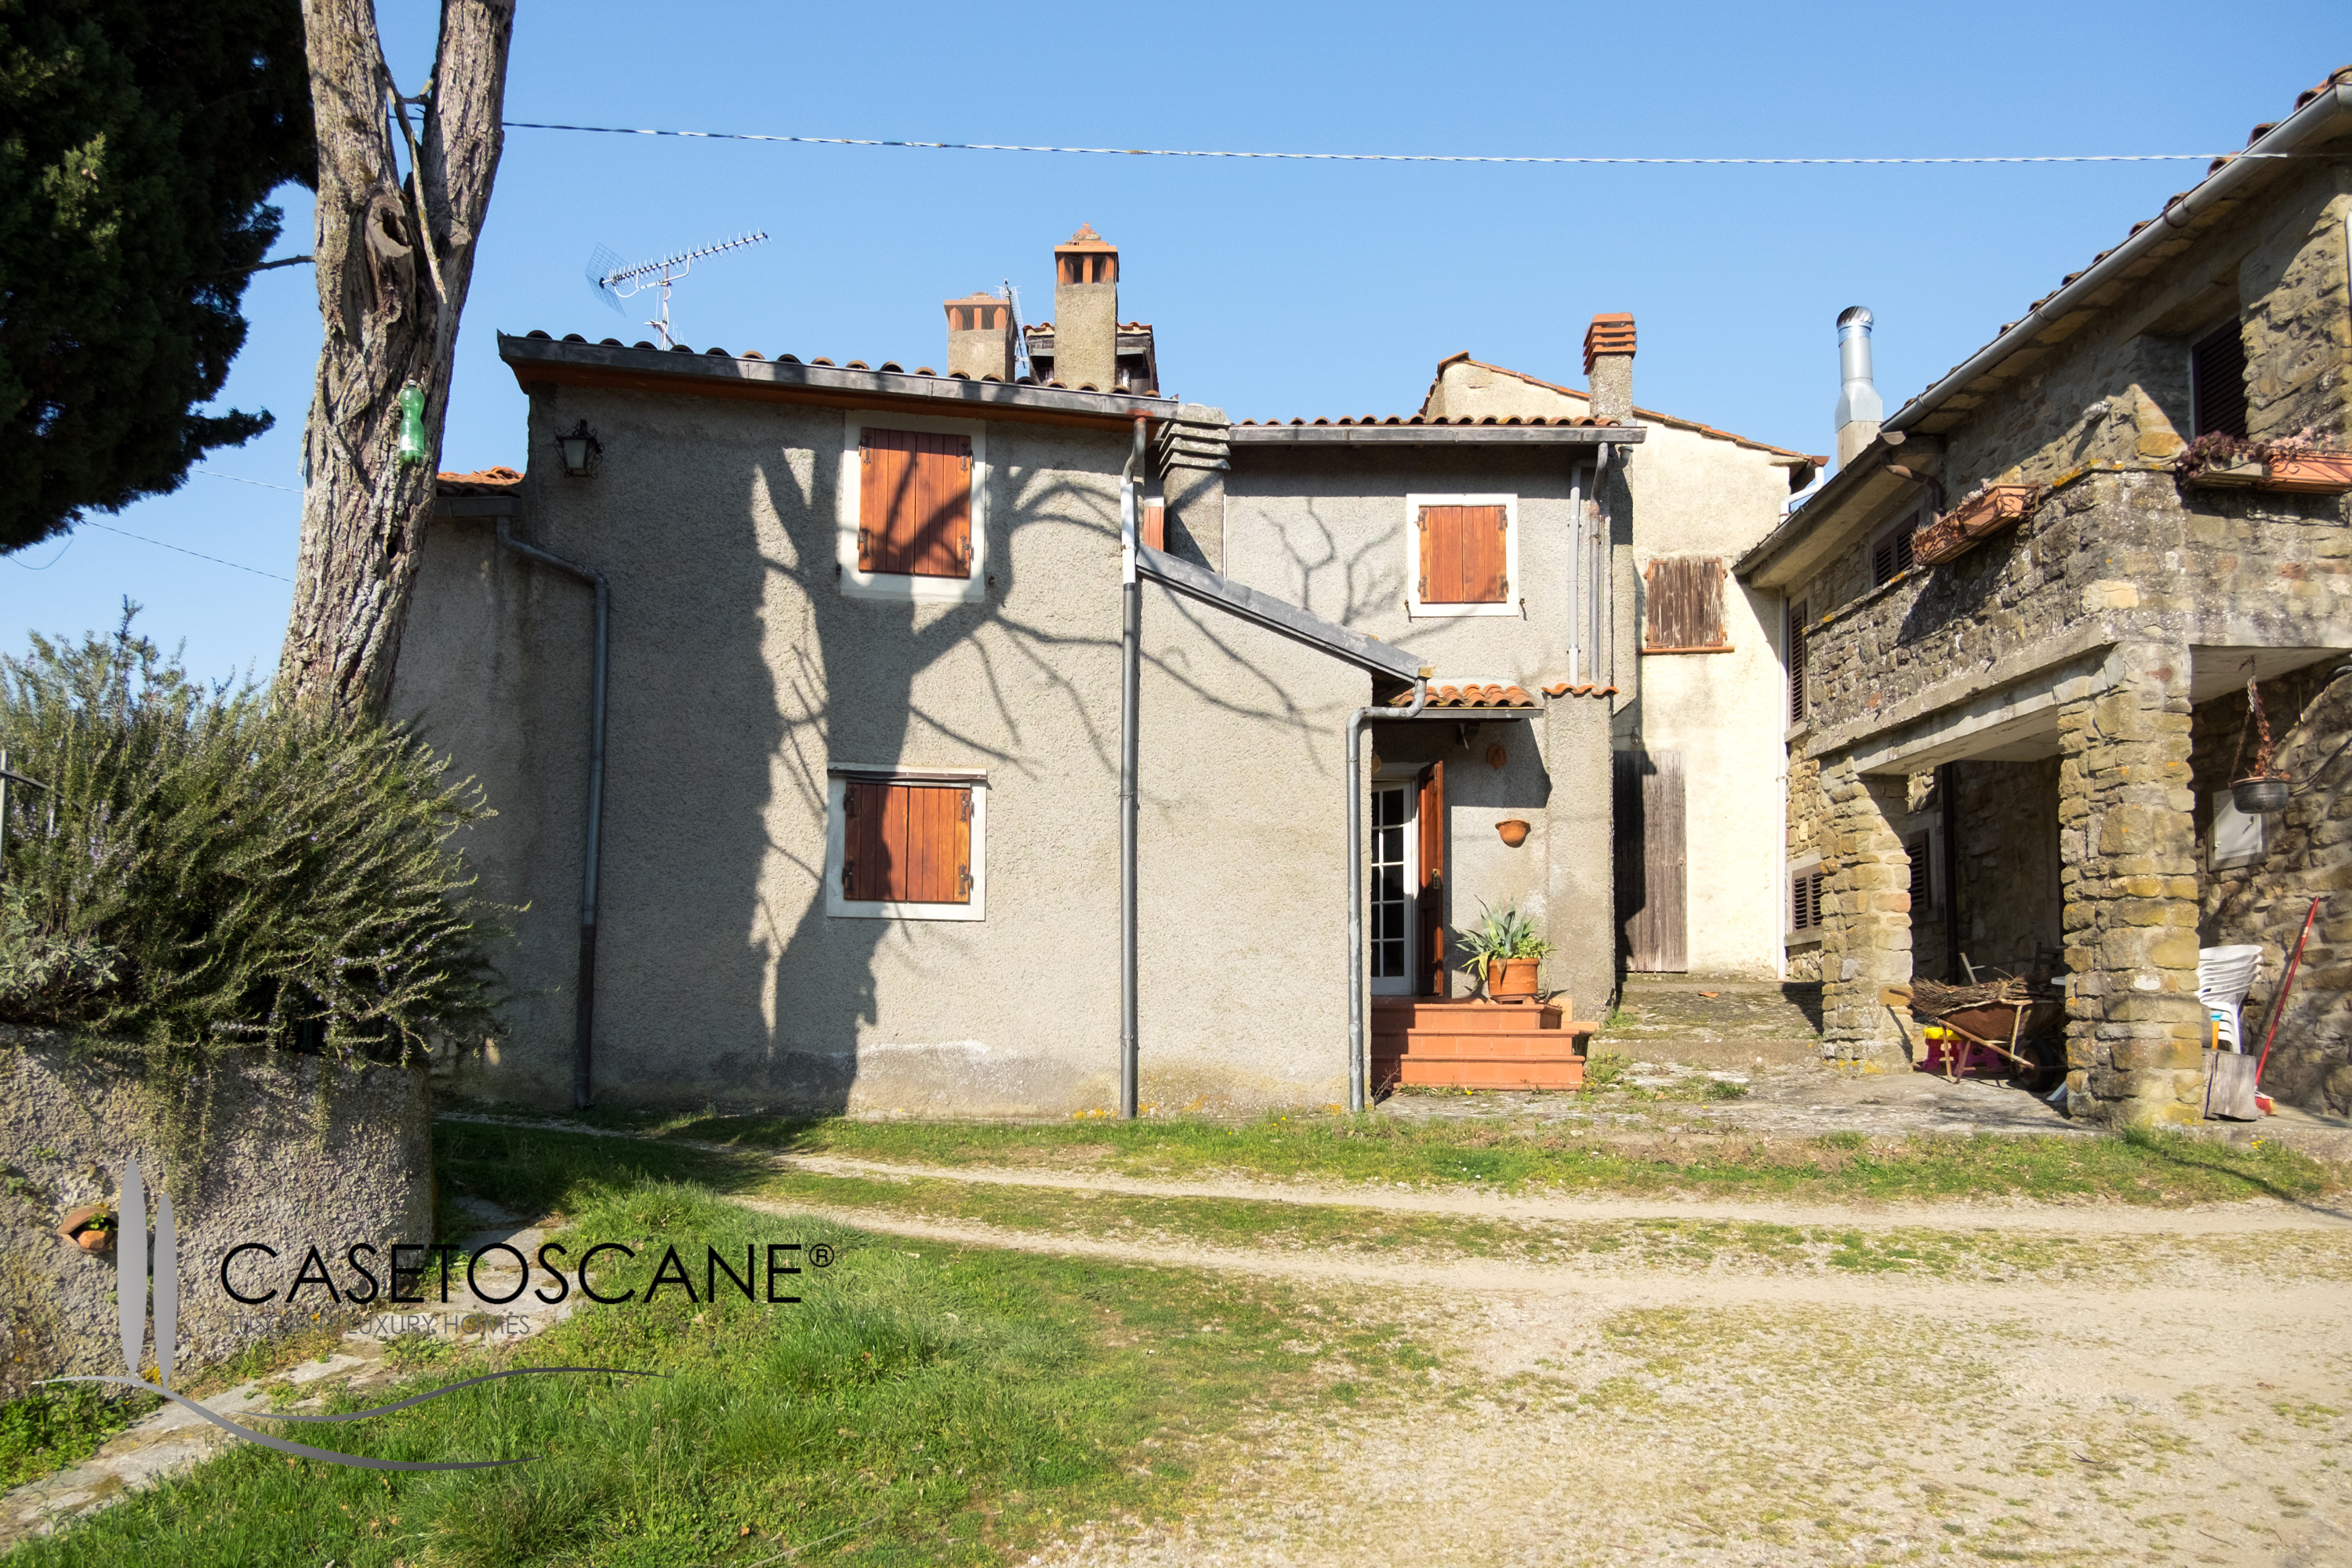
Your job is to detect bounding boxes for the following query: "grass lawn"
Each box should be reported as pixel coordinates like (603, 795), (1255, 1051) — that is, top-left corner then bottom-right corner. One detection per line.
(478, 1101), (2348, 1208)
(4, 1123), (1433, 1567)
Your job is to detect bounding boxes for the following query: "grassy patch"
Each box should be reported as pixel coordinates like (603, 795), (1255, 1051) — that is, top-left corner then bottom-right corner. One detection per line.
(535, 1102), (2350, 1209)
(13, 1126), (1431, 1566)
(0, 1385), (153, 1490)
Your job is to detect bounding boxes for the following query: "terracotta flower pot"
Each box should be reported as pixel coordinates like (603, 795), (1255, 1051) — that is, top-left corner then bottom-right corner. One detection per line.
(1495, 818), (1531, 848)
(1487, 957), (1541, 1001)
(2260, 452), (2352, 495)
(56, 1203), (114, 1252)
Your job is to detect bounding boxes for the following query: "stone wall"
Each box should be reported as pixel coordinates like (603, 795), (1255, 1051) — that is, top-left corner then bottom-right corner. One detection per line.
(1952, 758), (2065, 978)
(0, 1033), (432, 1400)
(2190, 662), (2352, 1112)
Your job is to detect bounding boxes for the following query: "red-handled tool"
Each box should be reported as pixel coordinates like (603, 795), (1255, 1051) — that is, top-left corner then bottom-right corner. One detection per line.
(2252, 896), (2321, 1101)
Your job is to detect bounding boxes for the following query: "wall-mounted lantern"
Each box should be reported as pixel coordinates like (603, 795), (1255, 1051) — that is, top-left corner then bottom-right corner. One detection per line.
(555, 420), (602, 478)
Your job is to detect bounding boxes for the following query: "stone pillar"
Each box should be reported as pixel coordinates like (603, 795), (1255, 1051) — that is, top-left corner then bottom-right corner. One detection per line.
(1818, 753), (1914, 1060)
(942, 292), (1015, 381)
(1051, 224), (1120, 391)
(2058, 641), (2205, 1124)
(1157, 405), (1229, 572)
(1544, 692), (1617, 1019)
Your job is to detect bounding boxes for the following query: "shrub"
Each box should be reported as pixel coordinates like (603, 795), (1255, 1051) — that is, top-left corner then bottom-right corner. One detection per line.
(0, 614), (504, 1058)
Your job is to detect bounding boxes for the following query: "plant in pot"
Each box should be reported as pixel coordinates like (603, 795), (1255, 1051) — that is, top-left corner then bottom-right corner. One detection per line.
(2230, 674), (2292, 815)
(1457, 901), (1555, 1003)
(56, 1203), (116, 1251)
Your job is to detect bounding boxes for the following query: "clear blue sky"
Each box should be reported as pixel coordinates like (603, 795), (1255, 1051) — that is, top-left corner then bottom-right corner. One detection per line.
(6, 2), (2346, 679)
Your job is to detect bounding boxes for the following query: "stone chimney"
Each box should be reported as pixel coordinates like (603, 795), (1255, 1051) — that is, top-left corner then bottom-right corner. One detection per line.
(1051, 224), (1120, 390)
(943, 291), (1014, 381)
(1835, 306), (1883, 467)
(1584, 313), (1635, 423)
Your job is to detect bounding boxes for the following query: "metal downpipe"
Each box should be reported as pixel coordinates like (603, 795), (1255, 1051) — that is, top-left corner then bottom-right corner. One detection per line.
(495, 517), (610, 1110)
(1119, 416), (1149, 1119)
(1347, 674), (1429, 1113)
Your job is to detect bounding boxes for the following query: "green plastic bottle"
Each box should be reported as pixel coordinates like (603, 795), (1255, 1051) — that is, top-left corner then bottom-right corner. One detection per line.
(396, 384), (428, 466)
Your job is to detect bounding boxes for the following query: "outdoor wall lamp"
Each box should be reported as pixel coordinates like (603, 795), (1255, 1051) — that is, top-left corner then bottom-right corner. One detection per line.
(555, 420), (602, 478)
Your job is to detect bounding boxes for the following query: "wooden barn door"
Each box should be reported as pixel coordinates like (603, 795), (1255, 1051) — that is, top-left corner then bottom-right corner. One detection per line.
(1613, 750), (1687, 972)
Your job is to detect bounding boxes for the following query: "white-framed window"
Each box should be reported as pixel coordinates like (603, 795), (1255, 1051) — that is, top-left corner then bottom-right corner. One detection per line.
(1405, 493), (1519, 619)
(1785, 856), (1825, 945)
(1368, 769), (1421, 995)
(824, 766), (988, 921)
(836, 412), (989, 605)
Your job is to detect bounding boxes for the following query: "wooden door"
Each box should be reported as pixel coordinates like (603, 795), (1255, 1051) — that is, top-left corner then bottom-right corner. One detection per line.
(1416, 761), (1446, 994)
(1613, 750), (1687, 972)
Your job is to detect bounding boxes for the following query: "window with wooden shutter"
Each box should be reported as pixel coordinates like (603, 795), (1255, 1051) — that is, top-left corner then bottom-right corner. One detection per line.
(1870, 517), (1917, 588)
(1417, 504), (1508, 604)
(1904, 830), (1934, 917)
(2190, 320), (2249, 440)
(1788, 599), (1809, 724)
(1788, 861), (1824, 939)
(858, 428), (973, 578)
(1142, 501), (1166, 553)
(1642, 557), (1729, 652)
(831, 774), (985, 918)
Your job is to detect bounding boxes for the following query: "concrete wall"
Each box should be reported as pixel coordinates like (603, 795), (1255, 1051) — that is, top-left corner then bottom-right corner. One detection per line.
(0, 1033), (430, 1399)
(396, 385), (1365, 1115)
(1221, 445), (1616, 1014)
(1418, 358), (1805, 979)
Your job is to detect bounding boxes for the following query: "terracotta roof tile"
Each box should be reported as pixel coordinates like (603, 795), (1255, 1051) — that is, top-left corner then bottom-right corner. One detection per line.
(1235, 413), (1621, 429)
(436, 466), (523, 495)
(1380, 681), (1541, 709)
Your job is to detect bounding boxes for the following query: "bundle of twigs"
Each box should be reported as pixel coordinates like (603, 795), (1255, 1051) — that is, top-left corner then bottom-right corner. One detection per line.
(1907, 975), (2041, 1019)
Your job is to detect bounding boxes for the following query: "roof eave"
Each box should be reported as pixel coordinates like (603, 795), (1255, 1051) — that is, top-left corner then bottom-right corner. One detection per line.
(1229, 424), (1644, 447)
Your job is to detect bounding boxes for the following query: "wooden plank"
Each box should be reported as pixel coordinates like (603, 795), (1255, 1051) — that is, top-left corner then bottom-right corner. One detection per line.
(1616, 750), (1687, 971)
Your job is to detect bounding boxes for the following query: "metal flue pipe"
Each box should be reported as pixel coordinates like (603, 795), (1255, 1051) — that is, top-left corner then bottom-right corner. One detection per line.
(1347, 673), (1429, 1113)
(495, 517), (610, 1110)
(1119, 416), (1149, 1119)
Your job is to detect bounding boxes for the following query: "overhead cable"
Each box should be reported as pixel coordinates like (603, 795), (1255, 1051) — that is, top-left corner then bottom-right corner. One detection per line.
(503, 122), (2286, 166)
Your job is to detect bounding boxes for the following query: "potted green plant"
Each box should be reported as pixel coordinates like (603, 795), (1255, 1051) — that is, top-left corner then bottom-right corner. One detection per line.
(1457, 901), (1555, 1003)
(56, 1203), (116, 1252)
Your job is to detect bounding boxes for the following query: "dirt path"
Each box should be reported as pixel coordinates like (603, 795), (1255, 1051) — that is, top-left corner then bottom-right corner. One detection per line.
(739, 1182), (2352, 1566)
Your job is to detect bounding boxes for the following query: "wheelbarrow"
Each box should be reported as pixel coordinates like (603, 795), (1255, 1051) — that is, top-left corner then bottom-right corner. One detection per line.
(1880, 978), (2067, 1089)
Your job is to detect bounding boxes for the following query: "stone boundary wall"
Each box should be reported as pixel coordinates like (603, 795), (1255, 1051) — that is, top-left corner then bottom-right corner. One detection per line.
(0, 1030), (431, 1401)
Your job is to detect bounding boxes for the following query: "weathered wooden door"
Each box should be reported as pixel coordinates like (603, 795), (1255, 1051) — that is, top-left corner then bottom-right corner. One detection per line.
(1613, 750), (1687, 972)
(1416, 761), (1446, 994)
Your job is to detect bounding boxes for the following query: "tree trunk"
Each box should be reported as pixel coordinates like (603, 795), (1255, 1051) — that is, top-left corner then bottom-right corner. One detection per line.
(275, 0), (514, 721)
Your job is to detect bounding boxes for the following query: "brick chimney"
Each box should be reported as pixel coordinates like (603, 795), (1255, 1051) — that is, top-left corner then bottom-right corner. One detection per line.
(1051, 224), (1120, 390)
(1584, 313), (1635, 423)
(943, 291), (1014, 381)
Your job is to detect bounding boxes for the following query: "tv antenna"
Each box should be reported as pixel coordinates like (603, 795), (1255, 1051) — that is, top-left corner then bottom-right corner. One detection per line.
(585, 230), (768, 349)
(1002, 279), (1035, 380)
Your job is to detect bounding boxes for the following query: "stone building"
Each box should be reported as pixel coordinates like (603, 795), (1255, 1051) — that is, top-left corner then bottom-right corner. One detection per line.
(394, 223), (1806, 1115)
(1737, 65), (2352, 1123)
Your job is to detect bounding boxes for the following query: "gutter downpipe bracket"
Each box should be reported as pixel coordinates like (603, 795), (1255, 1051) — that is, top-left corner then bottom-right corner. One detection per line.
(495, 516), (611, 1111)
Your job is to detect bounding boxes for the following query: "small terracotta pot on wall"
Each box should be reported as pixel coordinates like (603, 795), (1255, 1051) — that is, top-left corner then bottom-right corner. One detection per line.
(1495, 818), (1531, 848)
(56, 1206), (114, 1253)
(1487, 958), (1541, 1001)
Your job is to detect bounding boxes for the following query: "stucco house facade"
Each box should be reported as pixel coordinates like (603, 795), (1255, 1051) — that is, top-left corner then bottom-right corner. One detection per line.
(1737, 64), (2352, 1123)
(397, 227), (1813, 1115)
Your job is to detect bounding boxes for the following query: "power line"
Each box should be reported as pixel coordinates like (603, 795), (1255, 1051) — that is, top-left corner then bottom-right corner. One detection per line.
(503, 122), (2281, 166)
(83, 521), (291, 583)
(194, 468), (300, 494)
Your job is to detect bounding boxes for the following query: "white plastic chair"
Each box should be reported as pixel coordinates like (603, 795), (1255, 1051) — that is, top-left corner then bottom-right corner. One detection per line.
(2198, 944), (2263, 1053)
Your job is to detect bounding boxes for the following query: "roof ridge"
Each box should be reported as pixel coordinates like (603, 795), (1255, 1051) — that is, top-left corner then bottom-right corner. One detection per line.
(1428, 354), (1825, 464)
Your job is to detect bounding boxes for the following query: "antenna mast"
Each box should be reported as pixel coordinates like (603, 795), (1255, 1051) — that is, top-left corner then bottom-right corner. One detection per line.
(588, 230), (768, 349)
(1003, 279), (1034, 381)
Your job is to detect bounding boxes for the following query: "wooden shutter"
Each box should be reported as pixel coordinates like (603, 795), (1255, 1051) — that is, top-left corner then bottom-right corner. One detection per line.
(1418, 505), (1507, 604)
(1870, 522), (1915, 588)
(1142, 502), (1166, 552)
(1788, 599), (1809, 724)
(859, 429), (973, 578)
(1905, 831), (1933, 916)
(1614, 750), (1687, 972)
(843, 782), (973, 903)
(2191, 321), (2249, 439)
(1790, 866), (1823, 934)
(1642, 557), (1727, 651)
(1416, 761), (1446, 996)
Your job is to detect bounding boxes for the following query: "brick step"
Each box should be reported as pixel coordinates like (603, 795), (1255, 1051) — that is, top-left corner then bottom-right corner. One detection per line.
(1370, 1000), (1566, 1033)
(1375, 1054), (1586, 1091)
(1375, 1029), (1596, 1060)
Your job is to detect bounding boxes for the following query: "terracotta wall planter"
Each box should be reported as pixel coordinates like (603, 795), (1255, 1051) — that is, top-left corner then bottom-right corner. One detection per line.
(2261, 452), (2352, 495)
(1914, 485), (2039, 567)
(1495, 818), (1531, 848)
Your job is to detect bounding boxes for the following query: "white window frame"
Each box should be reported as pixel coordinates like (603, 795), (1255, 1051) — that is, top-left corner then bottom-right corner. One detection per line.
(1405, 492), (1519, 619)
(837, 412), (989, 605)
(1784, 855), (1824, 946)
(1367, 768), (1422, 995)
(824, 766), (988, 922)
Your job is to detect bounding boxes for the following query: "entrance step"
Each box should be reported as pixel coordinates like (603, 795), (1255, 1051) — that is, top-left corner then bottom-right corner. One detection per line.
(1372, 997), (1595, 1092)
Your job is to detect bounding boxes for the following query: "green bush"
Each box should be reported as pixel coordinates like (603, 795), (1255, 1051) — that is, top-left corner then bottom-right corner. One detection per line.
(0, 615), (504, 1058)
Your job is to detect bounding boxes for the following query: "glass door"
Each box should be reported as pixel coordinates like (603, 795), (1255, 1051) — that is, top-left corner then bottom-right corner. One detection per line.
(1369, 782), (1417, 995)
